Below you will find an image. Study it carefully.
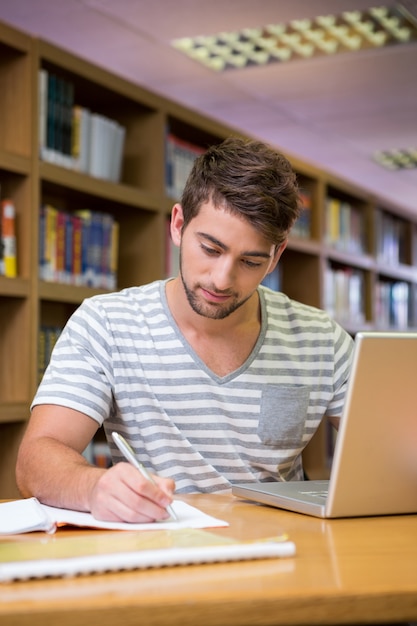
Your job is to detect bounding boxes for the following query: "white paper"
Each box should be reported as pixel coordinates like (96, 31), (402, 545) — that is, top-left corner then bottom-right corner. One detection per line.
(0, 498), (55, 535)
(0, 498), (228, 535)
(42, 500), (228, 531)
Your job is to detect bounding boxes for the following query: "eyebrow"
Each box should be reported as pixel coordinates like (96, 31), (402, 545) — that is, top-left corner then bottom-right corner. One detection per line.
(197, 231), (273, 259)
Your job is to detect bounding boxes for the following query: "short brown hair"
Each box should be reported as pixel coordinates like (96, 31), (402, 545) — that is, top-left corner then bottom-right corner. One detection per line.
(180, 136), (301, 245)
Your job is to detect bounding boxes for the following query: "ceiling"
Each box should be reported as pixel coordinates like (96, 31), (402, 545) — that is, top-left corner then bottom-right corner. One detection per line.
(1, 0), (417, 216)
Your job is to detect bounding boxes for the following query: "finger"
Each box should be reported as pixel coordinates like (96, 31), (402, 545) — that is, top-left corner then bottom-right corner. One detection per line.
(92, 464), (172, 522)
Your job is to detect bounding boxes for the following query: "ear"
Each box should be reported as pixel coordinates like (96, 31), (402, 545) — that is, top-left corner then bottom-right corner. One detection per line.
(266, 240), (288, 275)
(170, 203), (184, 246)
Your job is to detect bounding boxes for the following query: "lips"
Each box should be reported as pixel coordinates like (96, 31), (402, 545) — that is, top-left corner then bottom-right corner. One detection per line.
(201, 287), (232, 303)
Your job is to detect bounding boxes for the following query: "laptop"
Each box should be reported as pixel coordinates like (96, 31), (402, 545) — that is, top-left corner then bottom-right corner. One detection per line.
(232, 331), (417, 518)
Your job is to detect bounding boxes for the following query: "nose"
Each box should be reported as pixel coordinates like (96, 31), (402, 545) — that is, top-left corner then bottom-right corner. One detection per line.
(210, 257), (235, 291)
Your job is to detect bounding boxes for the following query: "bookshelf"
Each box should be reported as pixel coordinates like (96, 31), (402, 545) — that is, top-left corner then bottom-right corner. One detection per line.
(1, 19), (417, 495)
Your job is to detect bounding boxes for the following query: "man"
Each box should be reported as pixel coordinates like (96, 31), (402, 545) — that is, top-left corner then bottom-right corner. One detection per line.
(16, 137), (354, 523)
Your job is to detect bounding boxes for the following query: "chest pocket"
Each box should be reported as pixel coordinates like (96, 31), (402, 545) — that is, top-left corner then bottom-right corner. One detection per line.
(258, 385), (310, 447)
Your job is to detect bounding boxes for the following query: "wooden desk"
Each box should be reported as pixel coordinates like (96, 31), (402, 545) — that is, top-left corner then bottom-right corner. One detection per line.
(1, 493), (416, 626)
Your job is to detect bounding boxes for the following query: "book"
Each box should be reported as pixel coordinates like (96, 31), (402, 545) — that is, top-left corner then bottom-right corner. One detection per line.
(38, 68), (48, 158)
(89, 112), (105, 178)
(87, 113), (125, 181)
(46, 71), (56, 156)
(38, 325), (63, 382)
(55, 208), (66, 283)
(41, 204), (58, 281)
(165, 133), (205, 198)
(71, 212), (83, 285)
(64, 211), (74, 284)
(292, 189), (311, 239)
(63, 79), (75, 157)
(0, 207), (4, 276)
(72, 104), (91, 173)
(75, 208), (100, 287)
(0, 499), (295, 581)
(1, 199), (17, 277)
(325, 197), (341, 248)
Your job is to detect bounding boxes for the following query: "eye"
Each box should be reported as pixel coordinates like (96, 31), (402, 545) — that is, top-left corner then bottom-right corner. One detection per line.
(201, 243), (220, 256)
(242, 258), (263, 269)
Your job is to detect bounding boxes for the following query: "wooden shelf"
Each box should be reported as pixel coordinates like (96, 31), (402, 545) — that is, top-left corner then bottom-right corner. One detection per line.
(40, 162), (165, 211)
(0, 402), (30, 424)
(0, 276), (30, 298)
(39, 281), (109, 304)
(0, 149), (31, 175)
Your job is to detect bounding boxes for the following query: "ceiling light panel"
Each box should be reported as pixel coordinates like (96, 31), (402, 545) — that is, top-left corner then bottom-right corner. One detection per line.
(172, 4), (417, 71)
(373, 148), (417, 169)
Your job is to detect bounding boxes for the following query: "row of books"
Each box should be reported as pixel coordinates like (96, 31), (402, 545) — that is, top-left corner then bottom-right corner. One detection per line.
(165, 133), (205, 199)
(291, 190), (311, 239)
(39, 69), (126, 182)
(263, 262), (416, 330)
(325, 197), (366, 254)
(375, 210), (408, 266)
(375, 280), (414, 329)
(323, 265), (366, 325)
(0, 198), (17, 277)
(39, 205), (119, 289)
(38, 324), (62, 384)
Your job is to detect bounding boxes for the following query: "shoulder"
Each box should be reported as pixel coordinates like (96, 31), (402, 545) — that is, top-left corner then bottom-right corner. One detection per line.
(64, 281), (166, 338)
(259, 286), (354, 351)
(260, 285), (335, 325)
(78, 280), (164, 314)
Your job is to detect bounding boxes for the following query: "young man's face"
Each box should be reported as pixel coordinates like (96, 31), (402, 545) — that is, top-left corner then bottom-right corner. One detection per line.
(170, 200), (286, 320)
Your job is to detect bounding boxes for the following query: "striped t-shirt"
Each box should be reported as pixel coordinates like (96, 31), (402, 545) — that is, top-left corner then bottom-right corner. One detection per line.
(33, 280), (354, 493)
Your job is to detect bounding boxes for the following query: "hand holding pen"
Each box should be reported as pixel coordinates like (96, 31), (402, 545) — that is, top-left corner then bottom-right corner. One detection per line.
(112, 431), (178, 521)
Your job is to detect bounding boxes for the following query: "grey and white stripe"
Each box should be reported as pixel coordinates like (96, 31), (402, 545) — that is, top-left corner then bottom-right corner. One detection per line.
(33, 280), (354, 493)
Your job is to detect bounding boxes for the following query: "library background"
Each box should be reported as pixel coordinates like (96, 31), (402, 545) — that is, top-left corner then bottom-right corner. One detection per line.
(1, 19), (417, 497)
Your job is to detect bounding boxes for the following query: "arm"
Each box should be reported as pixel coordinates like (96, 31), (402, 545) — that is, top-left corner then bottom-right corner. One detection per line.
(16, 404), (175, 523)
(325, 323), (354, 435)
(327, 415), (340, 431)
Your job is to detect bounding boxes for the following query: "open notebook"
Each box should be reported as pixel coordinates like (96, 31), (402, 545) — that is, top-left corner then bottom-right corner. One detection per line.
(232, 331), (417, 518)
(0, 498), (295, 580)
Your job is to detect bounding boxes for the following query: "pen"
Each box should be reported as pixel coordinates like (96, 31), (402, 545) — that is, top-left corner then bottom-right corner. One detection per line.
(111, 431), (178, 521)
